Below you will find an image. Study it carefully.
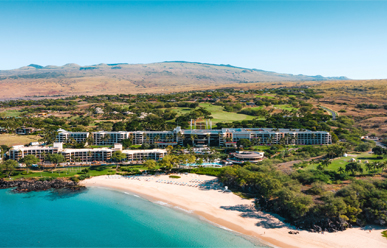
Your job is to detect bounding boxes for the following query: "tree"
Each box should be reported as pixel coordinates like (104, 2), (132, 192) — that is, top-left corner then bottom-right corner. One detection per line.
(321, 158), (332, 169)
(144, 159), (157, 171)
(112, 151), (126, 162)
(338, 166), (345, 174)
(45, 154), (65, 170)
(365, 162), (373, 172)
(345, 162), (363, 176)
(121, 139), (132, 149)
(354, 143), (372, 152)
(237, 139), (251, 149)
(372, 146), (386, 155)
(196, 158), (203, 167)
(39, 129), (58, 145)
(86, 132), (94, 146)
(1, 159), (17, 178)
(166, 145), (173, 153)
(111, 151), (126, 169)
(19, 154), (40, 174)
(160, 154), (175, 170)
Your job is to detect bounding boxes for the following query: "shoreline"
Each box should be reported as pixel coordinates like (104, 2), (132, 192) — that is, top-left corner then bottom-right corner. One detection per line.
(89, 185), (280, 248)
(82, 175), (387, 248)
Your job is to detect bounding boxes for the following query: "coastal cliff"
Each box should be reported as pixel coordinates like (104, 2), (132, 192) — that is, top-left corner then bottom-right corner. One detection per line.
(0, 179), (85, 192)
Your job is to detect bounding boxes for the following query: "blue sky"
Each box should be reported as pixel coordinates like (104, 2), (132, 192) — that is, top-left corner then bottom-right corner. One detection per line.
(0, 1), (386, 79)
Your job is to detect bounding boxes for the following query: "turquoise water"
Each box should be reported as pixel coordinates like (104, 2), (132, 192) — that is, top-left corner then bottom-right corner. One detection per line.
(184, 162), (222, 167)
(0, 187), (269, 247)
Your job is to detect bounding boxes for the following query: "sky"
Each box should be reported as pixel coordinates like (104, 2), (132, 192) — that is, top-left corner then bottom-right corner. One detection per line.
(0, 1), (386, 79)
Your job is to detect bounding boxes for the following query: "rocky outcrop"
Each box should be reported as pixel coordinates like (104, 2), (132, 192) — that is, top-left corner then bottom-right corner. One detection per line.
(292, 214), (351, 233)
(256, 197), (351, 233)
(0, 179), (85, 193)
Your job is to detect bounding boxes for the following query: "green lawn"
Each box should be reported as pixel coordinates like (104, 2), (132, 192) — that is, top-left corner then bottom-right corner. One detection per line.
(7, 166), (112, 180)
(2, 110), (23, 117)
(247, 106), (264, 111)
(6, 164), (151, 180)
(274, 104), (298, 111)
(257, 94), (276, 99)
(170, 102), (296, 124)
(89, 145), (113, 148)
(306, 152), (387, 172)
(170, 103), (258, 123)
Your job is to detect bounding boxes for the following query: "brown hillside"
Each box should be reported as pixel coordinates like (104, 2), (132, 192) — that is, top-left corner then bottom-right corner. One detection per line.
(0, 62), (347, 99)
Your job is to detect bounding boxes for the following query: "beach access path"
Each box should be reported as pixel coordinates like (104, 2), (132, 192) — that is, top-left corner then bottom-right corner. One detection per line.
(82, 175), (387, 248)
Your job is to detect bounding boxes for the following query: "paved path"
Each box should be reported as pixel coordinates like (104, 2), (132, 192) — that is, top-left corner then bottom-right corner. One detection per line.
(321, 106), (337, 120)
(366, 139), (387, 149)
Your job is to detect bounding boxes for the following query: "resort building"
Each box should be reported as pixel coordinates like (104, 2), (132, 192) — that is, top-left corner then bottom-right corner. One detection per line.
(218, 128), (331, 147)
(228, 151), (265, 164)
(122, 149), (167, 163)
(9, 143), (63, 161)
(91, 130), (178, 147)
(56, 129), (89, 144)
(92, 131), (130, 146)
(54, 126), (332, 148)
(8, 143), (167, 164)
(15, 127), (36, 135)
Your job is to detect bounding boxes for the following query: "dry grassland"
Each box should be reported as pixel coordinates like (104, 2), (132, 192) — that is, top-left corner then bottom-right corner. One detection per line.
(312, 79), (387, 135)
(0, 134), (40, 146)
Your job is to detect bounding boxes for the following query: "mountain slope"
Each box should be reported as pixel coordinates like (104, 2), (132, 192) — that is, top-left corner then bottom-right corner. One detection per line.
(0, 61), (348, 99)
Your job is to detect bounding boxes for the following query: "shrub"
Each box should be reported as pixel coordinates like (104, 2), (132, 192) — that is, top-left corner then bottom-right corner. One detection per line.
(169, 175), (181, 179)
(291, 170), (332, 184)
(191, 167), (224, 176)
(70, 176), (80, 183)
(354, 143), (372, 152)
(38, 177), (54, 181)
(78, 174), (90, 180)
(308, 181), (327, 195)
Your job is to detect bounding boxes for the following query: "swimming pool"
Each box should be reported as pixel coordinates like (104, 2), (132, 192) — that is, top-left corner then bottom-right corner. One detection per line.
(183, 162), (223, 167)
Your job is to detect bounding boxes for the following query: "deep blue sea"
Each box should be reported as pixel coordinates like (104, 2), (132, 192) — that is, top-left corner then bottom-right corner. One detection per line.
(0, 187), (269, 247)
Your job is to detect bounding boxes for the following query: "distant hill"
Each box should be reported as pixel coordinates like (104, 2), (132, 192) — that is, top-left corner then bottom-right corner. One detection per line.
(0, 61), (349, 99)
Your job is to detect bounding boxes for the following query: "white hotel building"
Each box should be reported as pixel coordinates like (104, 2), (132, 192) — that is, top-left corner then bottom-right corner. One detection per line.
(55, 127), (331, 148)
(9, 143), (167, 163)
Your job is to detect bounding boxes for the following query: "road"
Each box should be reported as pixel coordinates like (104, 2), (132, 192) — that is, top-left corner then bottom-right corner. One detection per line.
(367, 139), (387, 149)
(321, 106), (337, 120)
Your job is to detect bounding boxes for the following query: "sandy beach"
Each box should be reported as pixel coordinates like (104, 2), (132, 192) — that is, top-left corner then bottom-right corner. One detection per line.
(82, 174), (387, 248)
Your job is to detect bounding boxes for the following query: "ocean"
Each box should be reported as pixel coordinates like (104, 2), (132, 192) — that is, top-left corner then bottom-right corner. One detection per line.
(0, 187), (270, 247)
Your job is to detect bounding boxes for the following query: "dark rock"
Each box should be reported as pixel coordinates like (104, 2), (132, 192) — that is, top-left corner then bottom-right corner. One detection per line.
(255, 197), (350, 233)
(0, 179), (84, 193)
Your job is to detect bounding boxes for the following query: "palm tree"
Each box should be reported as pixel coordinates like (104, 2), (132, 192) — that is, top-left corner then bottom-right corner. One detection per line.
(321, 158), (332, 169)
(145, 134), (150, 144)
(86, 132), (94, 146)
(87, 151), (93, 163)
(218, 133), (223, 146)
(365, 162), (373, 172)
(102, 134), (111, 145)
(279, 137), (286, 146)
(338, 166), (345, 174)
(190, 134), (196, 146)
(379, 162), (387, 175)
(154, 135), (160, 144)
(177, 132), (185, 145)
(256, 136), (262, 146)
(310, 133), (317, 145)
(128, 133), (134, 144)
(206, 133), (211, 145)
